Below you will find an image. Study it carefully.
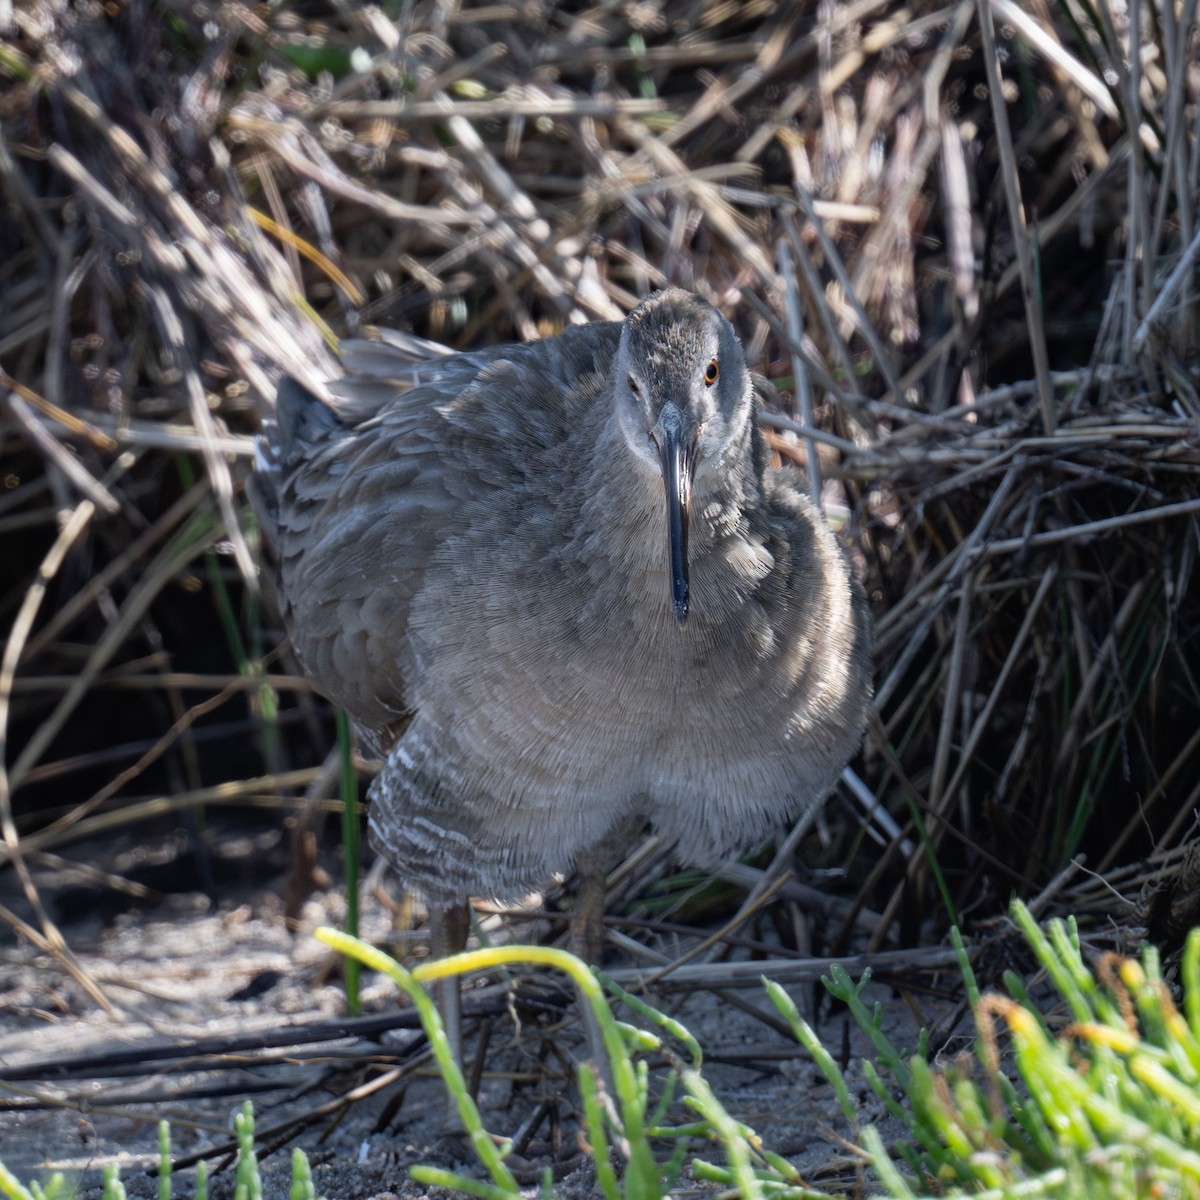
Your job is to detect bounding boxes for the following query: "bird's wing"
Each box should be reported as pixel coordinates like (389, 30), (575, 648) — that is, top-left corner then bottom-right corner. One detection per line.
(259, 323), (622, 737)
(264, 371), (464, 734)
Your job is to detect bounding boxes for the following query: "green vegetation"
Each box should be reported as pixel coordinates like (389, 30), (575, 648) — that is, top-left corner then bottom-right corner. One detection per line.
(2, 904), (1199, 1198)
(0, 1105), (303, 1200)
(845, 905), (1200, 1198)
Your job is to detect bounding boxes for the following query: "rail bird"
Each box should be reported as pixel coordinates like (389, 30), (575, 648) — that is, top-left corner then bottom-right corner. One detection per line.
(253, 288), (872, 1076)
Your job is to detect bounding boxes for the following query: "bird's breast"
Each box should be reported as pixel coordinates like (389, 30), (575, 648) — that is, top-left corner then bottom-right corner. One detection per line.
(412, 506), (795, 766)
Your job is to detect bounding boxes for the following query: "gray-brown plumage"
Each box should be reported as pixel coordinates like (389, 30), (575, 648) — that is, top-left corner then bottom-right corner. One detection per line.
(254, 289), (871, 935)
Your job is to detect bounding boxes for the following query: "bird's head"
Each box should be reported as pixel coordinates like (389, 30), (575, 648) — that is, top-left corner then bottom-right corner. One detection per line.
(613, 289), (754, 626)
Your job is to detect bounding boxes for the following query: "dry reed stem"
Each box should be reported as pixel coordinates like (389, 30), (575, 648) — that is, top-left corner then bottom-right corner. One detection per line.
(0, 498), (115, 1011)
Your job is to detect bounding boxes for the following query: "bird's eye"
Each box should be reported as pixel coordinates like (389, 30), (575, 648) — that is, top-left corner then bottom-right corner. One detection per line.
(628, 374), (640, 395)
(704, 358), (719, 386)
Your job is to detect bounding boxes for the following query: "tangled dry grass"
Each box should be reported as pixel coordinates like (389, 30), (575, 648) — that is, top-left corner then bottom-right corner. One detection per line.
(1, 0), (1198, 1022)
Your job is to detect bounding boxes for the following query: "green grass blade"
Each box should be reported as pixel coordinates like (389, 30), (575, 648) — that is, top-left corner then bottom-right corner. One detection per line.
(763, 977), (856, 1123)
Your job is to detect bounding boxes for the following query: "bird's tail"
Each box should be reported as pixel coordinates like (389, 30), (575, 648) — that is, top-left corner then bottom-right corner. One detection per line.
(274, 377), (344, 455)
(248, 377), (341, 556)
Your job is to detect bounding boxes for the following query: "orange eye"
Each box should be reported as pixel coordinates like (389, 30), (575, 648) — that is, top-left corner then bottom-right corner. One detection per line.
(704, 358), (719, 386)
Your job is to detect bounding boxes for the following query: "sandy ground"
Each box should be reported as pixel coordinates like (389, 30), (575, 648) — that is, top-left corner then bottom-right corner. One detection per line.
(0, 829), (948, 1199)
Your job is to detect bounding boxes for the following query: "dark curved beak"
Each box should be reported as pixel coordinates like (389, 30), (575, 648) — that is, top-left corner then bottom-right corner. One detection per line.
(655, 403), (694, 626)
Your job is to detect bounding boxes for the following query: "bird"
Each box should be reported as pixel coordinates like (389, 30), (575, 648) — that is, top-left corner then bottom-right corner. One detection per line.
(252, 287), (871, 1073)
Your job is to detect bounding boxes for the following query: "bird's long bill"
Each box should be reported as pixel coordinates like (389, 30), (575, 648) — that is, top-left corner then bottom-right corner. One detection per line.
(656, 407), (693, 626)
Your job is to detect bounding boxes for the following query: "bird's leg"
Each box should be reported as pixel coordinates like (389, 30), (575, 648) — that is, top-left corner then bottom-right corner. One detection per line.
(429, 899), (471, 1132)
(567, 821), (644, 1090)
(568, 855), (614, 1096)
(568, 817), (646, 962)
(569, 856), (609, 965)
